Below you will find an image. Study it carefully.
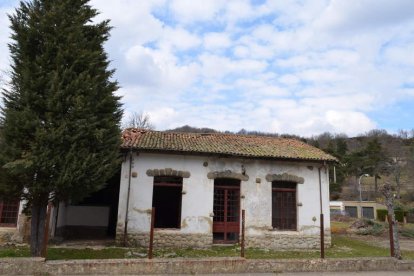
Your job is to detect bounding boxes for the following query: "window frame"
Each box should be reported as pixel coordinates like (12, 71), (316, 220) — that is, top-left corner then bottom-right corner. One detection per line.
(271, 181), (297, 231)
(0, 200), (20, 227)
(362, 206), (375, 219)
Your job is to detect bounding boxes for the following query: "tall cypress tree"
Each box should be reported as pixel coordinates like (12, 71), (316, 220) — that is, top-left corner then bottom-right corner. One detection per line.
(0, 0), (122, 256)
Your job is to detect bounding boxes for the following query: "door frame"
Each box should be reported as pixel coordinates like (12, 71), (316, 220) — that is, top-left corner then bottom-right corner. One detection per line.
(213, 179), (241, 244)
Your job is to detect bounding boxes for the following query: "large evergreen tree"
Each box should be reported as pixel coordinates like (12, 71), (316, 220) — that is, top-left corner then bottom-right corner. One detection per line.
(0, 0), (122, 256)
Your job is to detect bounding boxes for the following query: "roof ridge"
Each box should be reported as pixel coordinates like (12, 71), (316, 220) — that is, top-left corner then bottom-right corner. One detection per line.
(126, 128), (296, 140)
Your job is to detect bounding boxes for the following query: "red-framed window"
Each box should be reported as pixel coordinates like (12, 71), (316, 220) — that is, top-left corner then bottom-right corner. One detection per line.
(0, 200), (20, 227)
(272, 182), (297, 230)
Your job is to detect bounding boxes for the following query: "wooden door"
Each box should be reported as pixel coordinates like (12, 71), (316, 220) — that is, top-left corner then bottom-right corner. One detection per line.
(213, 179), (240, 243)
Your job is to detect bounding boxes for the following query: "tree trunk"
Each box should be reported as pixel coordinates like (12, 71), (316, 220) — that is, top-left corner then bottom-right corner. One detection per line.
(396, 183), (401, 199)
(395, 174), (401, 199)
(387, 203), (401, 259)
(30, 202), (48, 257)
(374, 175), (378, 195)
(381, 183), (401, 259)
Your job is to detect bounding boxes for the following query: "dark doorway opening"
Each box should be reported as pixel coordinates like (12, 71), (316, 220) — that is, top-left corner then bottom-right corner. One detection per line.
(213, 178), (240, 244)
(56, 169), (121, 239)
(152, 176), (183, 229)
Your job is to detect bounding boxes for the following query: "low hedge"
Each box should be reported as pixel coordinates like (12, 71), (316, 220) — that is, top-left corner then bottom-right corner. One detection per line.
(376, 209), (407, 222)
(377, 209), (387, 221)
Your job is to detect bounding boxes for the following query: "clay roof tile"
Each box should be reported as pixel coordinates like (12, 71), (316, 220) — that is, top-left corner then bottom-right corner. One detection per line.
(120, 129), (337, 162)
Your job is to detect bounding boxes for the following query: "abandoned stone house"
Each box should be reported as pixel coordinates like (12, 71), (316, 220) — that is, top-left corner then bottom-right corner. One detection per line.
(1, 128), (336, 249)
(115, 129), (336, 249)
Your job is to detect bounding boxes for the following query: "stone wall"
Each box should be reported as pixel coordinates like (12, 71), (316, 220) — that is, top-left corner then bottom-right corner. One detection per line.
(245, 233), (331, 249)
(1, 257), (413, 275)
(0, 229), (15, 243)
(117, 232), (213, 248)
(116, 231), (331, 250)
(0, 214), (30, 244)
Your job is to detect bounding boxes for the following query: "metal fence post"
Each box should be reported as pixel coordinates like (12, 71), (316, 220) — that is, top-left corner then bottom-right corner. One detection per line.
(41, 202), (53, 258)
(241, 209), (245, 258)
(320, 213), (325, 259)
(148, 207), (155, 259)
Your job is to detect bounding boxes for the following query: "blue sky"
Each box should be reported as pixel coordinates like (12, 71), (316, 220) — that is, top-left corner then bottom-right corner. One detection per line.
(1, 0), (414, 136)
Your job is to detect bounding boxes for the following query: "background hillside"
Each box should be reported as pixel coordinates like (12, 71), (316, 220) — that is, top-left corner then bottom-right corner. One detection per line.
(167, 126), (414, 206)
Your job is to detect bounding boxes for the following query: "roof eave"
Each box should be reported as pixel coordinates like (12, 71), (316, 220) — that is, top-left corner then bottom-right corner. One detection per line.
(120, 147), (337, 163)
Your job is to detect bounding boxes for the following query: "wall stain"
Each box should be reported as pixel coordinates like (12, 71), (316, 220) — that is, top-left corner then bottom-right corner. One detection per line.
(132, 208), (152, 215)
(246, 225), (272, 231)
(182, 219), (188, 229)
(181, 216), (213, 231)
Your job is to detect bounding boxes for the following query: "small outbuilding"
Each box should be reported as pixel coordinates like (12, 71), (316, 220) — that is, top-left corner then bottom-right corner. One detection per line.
(116, 129), (336, 249)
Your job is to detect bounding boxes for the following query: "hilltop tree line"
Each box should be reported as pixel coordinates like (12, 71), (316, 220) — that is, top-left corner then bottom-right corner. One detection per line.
(309, 129), (414, 201)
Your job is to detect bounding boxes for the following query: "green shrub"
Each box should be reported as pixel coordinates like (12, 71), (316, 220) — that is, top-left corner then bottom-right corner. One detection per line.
(395, 210), (406, 222)
(376, 209), (406, 222)
(377, 209), (387, 221)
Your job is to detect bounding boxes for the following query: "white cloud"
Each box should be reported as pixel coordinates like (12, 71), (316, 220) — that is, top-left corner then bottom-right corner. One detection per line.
(199, 54), (267, 79)
(2, 0), (414, 136)
(233, 45), (250, 58)
(147, 107), (178, 128)
(0, 6), (14, 89)
(124, 45), (163, 87)
(159, 27), (202, 51)
(325, 110), (376, 135)
(278, 74), (300, 86)
(316, 0), (414, 33)
(170, 0), (225, 24)
(383, 43), (414, 67)
(299, 69), (346, 83)
(204, 32), (231, 50)
(91, 0), (165, 45)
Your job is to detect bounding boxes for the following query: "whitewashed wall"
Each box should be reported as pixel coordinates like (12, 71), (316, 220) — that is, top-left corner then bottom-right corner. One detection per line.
(117, 152), (331, 240)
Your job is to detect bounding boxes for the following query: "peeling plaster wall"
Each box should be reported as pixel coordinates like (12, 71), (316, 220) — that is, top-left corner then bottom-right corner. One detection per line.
(117, 153), (213, 237)
(116, 153), (331, 248)
(242, 160), (331, 236)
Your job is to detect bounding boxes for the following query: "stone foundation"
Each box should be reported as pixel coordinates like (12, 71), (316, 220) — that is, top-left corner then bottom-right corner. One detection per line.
(117, 230), (330, 250)
(0, 214), (30, 244)
(0, 228), (15, 243)
(245, 233), (331, 249)
(117, 231), (213, 248)
(1, 257), (413, 275)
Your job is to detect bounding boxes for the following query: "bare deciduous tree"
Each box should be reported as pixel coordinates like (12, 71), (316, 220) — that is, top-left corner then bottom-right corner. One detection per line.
(380, 182), (401, 259)
(386, 132), (410, 199)
(123, 112), (154, 130)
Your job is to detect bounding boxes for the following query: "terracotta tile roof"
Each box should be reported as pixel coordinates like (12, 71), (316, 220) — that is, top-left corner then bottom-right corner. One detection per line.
(121, 128), (337, 162)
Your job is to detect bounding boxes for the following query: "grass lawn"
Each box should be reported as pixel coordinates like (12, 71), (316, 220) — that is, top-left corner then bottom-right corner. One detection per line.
(401, 223), (414, 238)
(331, 221), (353, 234)
(1, 235), (413, 260)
